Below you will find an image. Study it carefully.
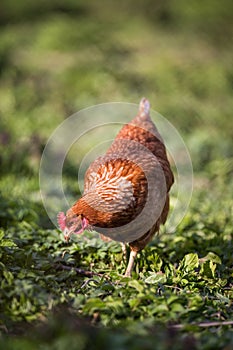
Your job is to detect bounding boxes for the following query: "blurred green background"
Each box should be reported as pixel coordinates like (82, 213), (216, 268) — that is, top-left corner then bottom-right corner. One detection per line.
(0, 1), (233, 349)
(0, 0), (232, 179)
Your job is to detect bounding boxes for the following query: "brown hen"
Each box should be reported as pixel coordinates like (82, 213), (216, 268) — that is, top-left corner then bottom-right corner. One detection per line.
(58, 98), (174, 276)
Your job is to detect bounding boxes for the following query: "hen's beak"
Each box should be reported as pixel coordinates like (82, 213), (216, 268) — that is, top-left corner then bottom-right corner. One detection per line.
(64, 227), (72, 243)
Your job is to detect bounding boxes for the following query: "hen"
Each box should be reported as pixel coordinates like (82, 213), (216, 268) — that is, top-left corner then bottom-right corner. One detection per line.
(58, 98), (174, 276)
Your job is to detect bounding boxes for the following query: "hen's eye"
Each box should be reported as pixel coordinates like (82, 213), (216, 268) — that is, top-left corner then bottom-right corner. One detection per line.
(66, 220), (75, 228)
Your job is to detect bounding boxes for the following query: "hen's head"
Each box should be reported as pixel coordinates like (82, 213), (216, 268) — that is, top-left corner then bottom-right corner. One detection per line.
(57, 209), (88, 242)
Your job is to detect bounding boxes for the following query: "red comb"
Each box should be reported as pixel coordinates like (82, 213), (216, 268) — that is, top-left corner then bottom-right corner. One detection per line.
(57, 212), (66, 231)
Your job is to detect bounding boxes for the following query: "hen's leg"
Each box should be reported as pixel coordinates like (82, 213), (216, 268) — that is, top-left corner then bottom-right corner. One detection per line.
(124, 250), (137, 277)
(121, 243), (127, 262)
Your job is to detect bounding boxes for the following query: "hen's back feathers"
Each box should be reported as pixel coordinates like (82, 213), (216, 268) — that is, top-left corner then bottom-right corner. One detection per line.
(108, 98), (174, 191)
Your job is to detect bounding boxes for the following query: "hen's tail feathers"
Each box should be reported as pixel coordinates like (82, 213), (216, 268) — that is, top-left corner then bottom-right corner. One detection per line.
(139, 97), (150, 118)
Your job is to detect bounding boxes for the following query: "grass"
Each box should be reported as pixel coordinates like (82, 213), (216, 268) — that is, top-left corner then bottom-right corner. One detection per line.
(0, 1), (233, 349)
